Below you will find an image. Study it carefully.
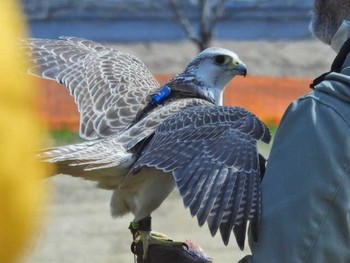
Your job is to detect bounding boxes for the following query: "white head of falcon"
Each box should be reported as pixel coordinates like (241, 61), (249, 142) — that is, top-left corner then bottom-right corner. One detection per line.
(168, 47), (247, 106)
(21, 36), (270, 260)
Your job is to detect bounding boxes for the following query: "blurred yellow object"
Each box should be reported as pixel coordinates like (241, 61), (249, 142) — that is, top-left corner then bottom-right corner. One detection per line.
(0, 1), (48, 263)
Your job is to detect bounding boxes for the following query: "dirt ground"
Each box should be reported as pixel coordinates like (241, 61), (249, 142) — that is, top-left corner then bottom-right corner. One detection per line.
(22, 39), (336, 263)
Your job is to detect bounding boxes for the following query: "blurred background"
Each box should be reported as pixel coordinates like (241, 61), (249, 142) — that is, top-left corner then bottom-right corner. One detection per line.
(24, 0), (317, 42)
(17, 0), (336, 262)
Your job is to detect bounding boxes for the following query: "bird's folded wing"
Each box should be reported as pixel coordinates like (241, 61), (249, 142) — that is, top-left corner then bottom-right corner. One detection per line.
(133, 106), (271, 249)
(20, 37), (160, 139)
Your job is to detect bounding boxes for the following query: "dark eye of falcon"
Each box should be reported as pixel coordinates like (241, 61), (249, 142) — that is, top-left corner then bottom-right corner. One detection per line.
(214, 55), (226, 65)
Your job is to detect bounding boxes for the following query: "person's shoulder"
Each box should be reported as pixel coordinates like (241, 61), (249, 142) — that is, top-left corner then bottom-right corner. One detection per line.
(283, 88), (350, 129)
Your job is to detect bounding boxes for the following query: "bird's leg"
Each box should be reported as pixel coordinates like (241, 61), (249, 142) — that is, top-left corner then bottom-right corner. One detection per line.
(129, 216), (186, 260)
(129, 216), (152, 260)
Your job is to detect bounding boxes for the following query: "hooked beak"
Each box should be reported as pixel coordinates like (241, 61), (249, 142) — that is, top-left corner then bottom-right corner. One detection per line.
(233, 63), (247, 77)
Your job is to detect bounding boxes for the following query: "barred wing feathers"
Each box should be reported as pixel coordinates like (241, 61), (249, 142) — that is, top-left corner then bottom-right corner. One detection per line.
(40, 99), (212, 189)
(133, 106), (271, 249)
(21, 37), (159, 139)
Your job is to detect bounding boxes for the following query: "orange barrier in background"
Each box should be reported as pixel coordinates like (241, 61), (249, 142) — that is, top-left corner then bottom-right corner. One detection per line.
(225, 75), (312, 124)
(37, 74), (313, 131)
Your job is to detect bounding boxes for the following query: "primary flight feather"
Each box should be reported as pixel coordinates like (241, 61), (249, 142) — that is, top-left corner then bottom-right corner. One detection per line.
(21, 37), (270, 257)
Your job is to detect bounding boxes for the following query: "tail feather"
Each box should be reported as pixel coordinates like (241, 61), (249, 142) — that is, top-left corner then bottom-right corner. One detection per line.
(40, 139), (135, 190)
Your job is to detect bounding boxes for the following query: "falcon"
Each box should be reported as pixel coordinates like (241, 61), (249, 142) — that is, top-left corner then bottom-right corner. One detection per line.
(21, 37), (271, 259)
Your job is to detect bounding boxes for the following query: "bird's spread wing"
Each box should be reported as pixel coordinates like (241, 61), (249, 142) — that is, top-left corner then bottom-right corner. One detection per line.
(21, 37), (160, 139)
(133, 106), (271, 248)
(41, 99), (212, 189)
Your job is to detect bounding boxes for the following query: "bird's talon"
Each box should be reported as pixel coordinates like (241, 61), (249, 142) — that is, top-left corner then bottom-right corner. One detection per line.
(150, 231), (173, 241)
(130, 241), (137, 254)
(182, 242), (189, 250)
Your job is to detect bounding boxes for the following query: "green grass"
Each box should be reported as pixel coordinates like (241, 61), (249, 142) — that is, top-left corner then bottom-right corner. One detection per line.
(258, 123), (277, 157)
(50, 129), (83, 146)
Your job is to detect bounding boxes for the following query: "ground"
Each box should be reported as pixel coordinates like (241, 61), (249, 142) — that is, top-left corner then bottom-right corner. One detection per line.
(22, 39), (335, 263)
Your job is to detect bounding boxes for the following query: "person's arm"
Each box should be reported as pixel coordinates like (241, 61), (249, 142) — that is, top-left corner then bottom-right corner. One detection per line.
(243, 96), (350, 263)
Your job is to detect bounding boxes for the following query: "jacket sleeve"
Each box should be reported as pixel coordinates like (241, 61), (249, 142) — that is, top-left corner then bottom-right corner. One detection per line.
(247, 96), (350, 263)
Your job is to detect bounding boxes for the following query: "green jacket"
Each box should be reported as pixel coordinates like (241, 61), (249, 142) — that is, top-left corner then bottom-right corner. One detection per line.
(241, 36), (350, 263)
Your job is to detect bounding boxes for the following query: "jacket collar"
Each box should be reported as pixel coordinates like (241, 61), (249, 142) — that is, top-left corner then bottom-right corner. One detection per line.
(311, 21), (350, 89)
(331, 20), (350, 53)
